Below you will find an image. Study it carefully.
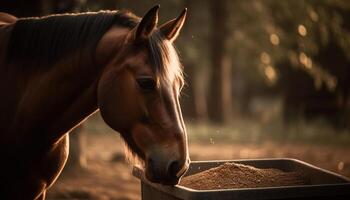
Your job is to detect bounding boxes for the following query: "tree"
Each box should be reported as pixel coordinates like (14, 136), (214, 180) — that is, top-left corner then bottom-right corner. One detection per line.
(65, 125), (87, 170)
(208, 0), (233, 123)
(180, 0), (209, 121)
(265, 0), (350, 128)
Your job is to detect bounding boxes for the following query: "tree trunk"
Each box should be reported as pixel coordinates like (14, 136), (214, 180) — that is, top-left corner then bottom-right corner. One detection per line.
(181, 0), (208, 122)
(208, 0), (233, 123)
(65, 125), (87, 169)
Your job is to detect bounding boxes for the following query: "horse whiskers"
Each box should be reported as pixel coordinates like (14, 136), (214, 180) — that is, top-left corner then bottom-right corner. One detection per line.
(123, 141), (145, 168)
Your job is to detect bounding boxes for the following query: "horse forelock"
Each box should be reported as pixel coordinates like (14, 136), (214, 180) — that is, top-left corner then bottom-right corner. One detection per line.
(148, 31), (184, 90)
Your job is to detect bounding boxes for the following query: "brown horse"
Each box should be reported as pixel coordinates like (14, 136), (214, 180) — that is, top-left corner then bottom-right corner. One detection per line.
(0, 6), (189, 199)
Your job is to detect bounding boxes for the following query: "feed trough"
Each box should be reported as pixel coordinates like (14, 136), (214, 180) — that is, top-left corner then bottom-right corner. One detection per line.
(133, 158), (350, 200)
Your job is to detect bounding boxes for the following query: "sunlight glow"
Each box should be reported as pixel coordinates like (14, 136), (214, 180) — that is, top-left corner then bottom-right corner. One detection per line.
(299, 52), (312, 69)
(338, 161), (344, 171)
(270, 34), (280, 45)
(327, 77), (337, 91)
(264, 65), (277, 82)
(298, 25), (307, 36)
(260, 52), (271, 64)
(309, 10), (319, 22)
(298, 52), (338, 91)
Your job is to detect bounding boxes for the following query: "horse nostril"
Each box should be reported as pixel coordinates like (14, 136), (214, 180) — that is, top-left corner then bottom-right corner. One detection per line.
(167, 160), (181, 179)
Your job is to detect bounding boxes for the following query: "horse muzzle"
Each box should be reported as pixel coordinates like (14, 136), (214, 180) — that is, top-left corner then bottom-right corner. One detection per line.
(144, 153), (189, 185)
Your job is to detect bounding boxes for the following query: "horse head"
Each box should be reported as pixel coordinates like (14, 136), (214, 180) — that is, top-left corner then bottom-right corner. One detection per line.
(97, 6), (189, 185)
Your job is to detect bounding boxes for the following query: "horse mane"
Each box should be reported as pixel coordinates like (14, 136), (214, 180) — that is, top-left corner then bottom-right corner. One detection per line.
(6, 10), (184, 86)
(6, 10), (139, 67)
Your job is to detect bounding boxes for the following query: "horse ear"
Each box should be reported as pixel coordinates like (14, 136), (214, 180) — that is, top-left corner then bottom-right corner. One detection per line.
(135, 5), (160, 40)
(159, 8), (187, 42)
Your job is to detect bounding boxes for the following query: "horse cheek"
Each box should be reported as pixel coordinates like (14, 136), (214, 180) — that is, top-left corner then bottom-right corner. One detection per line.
(98, 70), (140, 132)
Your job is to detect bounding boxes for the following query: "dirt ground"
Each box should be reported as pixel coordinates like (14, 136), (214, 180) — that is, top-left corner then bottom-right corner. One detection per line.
(47, 132), (350, 200)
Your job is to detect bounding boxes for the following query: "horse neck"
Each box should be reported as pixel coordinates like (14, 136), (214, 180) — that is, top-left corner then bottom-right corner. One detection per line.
(8, 55), (96, 144)
(11, 26), (130, 145)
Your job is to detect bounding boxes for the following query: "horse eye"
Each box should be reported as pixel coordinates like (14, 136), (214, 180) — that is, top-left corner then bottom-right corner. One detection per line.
(136, 78), (156, 92)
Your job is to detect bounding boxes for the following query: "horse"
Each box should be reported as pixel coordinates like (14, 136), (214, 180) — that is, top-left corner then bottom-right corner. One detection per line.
(0, 5), (189, 199)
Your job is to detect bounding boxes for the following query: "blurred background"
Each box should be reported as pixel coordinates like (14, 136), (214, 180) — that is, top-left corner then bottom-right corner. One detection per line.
(1, 0), (350, 199)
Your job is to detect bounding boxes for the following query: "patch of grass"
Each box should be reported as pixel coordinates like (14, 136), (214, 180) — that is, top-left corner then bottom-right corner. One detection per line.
(186, 118), (350, 147)
(82, 112), (350, 147)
